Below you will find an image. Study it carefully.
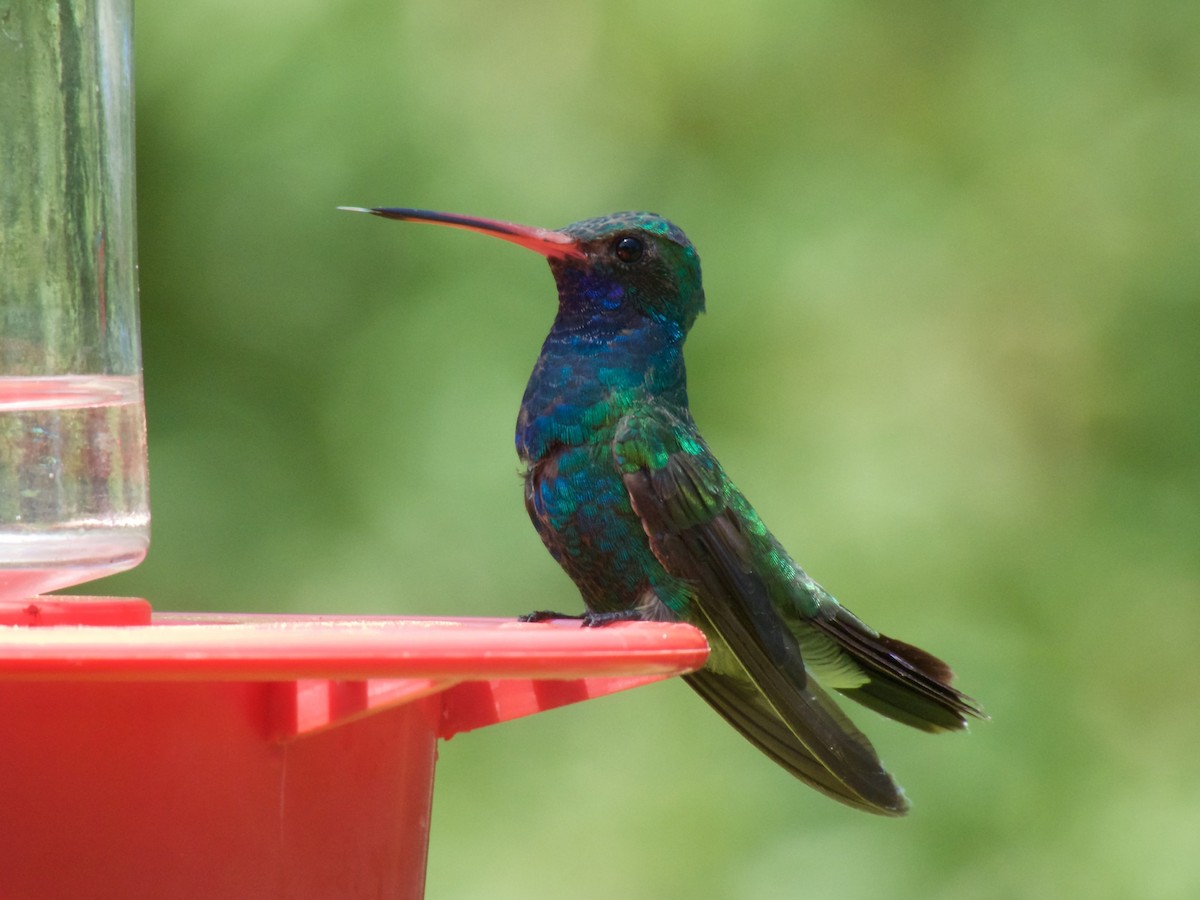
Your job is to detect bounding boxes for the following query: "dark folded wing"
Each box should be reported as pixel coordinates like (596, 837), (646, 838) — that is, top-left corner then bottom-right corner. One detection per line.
(613, 409), (908, 815)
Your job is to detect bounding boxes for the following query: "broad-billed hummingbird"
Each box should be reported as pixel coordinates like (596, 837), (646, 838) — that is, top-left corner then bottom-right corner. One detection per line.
(342, 206), (983, 815)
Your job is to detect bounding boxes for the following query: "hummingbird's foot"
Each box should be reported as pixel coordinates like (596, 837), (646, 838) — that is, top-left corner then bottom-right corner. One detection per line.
(518, 610), (584, 623)
(580, 609), (644, 628)
(518, 609), (645, 626)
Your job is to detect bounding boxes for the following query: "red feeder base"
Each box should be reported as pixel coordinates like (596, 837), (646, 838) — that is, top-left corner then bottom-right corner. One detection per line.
(0, 598), (708, 899)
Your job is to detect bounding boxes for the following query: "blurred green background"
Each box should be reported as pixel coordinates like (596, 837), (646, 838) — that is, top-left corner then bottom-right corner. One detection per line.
(97, 1), (1200, 896)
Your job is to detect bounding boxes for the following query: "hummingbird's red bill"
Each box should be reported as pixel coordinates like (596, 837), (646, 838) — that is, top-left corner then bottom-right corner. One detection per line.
(338, 207), (585, 261)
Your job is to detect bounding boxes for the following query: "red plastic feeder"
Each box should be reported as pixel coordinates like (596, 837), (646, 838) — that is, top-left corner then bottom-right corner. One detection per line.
(0, 597), (708, 899)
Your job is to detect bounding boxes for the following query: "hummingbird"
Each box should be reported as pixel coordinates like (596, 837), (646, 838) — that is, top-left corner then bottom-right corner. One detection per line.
(342, 206), (984, 815)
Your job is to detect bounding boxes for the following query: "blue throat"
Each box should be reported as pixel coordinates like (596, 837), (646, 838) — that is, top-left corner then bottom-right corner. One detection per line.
(516, 295), (689, 463)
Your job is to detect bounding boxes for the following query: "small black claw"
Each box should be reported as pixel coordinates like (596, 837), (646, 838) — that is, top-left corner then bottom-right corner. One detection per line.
(518, 610), (584, 623)
(580, 609), (644, 628)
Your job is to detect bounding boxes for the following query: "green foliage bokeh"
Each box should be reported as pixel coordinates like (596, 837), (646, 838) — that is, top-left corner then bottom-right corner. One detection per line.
(100, 2), (1200, 896)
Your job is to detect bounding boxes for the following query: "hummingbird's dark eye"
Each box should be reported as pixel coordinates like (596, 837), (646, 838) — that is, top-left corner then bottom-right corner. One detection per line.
(614, 235), (644, 263)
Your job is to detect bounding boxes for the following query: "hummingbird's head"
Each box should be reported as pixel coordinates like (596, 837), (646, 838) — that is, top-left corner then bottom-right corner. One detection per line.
(551, 212), (705, 335)
(340, 207), (705, 336)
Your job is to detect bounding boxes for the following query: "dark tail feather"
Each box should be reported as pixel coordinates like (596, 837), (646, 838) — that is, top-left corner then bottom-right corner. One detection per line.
(684, 669), (910, 816)
(814, 610), (986, 732)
